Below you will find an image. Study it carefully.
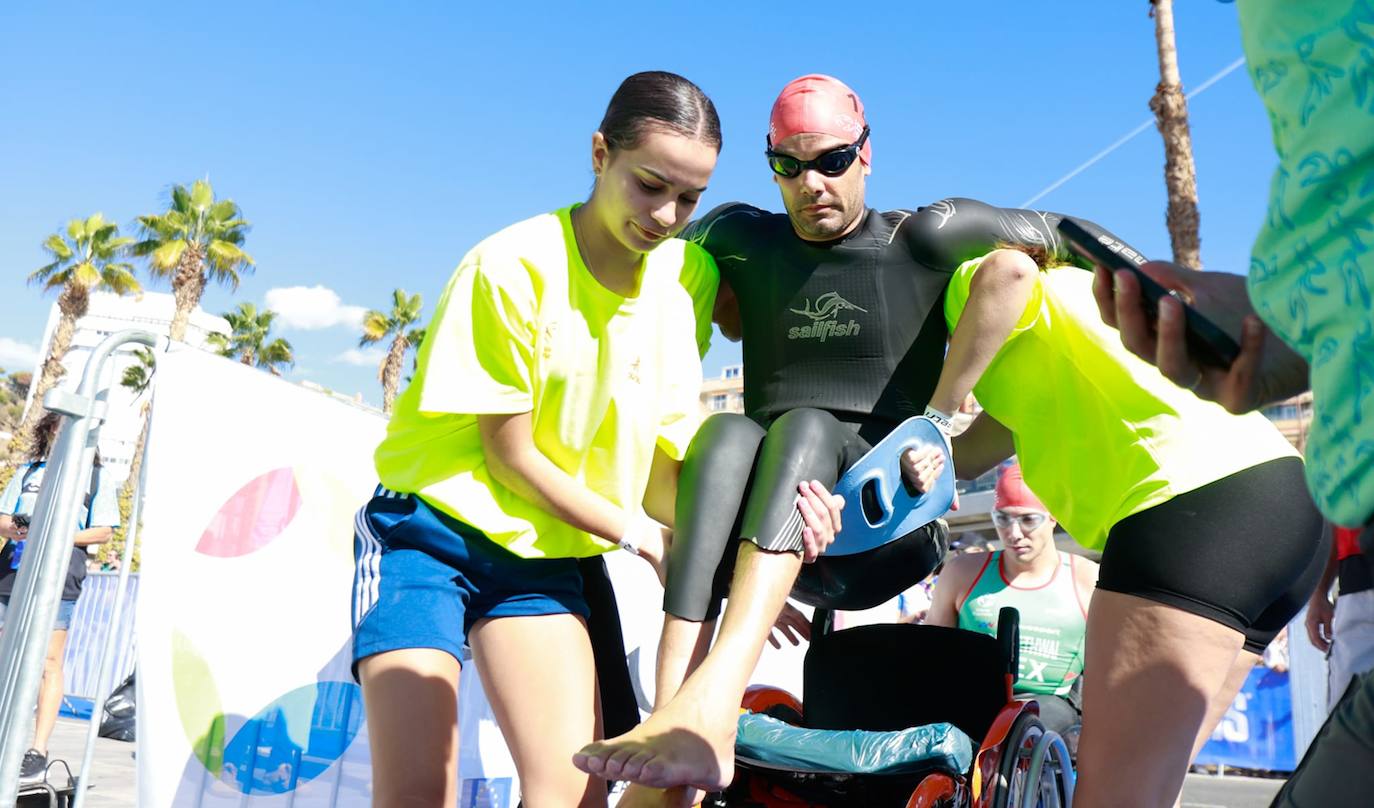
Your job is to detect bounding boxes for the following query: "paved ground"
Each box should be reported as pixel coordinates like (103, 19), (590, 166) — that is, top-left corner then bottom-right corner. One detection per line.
(1178, 772), (1285, 808)
(20, 716), (135, 807)
(22, 718), (1287, 807)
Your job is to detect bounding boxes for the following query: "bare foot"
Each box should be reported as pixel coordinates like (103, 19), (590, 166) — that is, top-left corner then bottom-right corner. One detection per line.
(573, 698), (736, 790)
(614, 783), (702, 808)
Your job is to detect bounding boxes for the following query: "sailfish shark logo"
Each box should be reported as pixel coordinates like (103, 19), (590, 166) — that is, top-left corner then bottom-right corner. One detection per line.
(789, 291), (868, 322)
(787, 292), (867, 342)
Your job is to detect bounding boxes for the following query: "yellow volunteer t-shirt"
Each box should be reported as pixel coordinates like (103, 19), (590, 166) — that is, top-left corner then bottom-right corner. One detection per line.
(375, 205), (718, 558)
(945, 256), (1297, 550)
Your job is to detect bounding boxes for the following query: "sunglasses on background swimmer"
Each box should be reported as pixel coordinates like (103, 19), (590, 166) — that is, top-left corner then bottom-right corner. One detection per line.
(765, 126), (869, 179)
(1056, 217), (1242, 369)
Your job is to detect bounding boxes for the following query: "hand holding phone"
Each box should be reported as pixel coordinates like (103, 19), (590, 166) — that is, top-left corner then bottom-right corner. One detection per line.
(1057, 218), (1240, 368)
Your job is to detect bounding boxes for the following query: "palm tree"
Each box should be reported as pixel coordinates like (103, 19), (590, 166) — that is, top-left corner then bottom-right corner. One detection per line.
(1149, 0), (1202, 268)
(208, 302), (295, 376)
(1, 215), (140, 482)
(359, 289), (425, 414)
(99, 347), (156, 570)
(133, 179), (254, 342)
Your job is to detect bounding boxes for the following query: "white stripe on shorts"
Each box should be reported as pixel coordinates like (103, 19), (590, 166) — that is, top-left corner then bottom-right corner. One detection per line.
(353, 505), (383, 627)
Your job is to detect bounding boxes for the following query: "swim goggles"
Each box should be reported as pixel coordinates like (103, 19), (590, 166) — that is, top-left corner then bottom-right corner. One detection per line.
(991, 510), (1050, 533)
(765, 127), (869, 178)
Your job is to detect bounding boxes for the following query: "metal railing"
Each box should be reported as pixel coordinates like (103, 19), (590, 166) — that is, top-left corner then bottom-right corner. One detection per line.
(0, 329), (159, 805)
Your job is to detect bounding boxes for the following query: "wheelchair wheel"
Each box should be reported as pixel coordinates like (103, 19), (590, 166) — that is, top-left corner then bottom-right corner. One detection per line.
(989, 710), (1053, 808)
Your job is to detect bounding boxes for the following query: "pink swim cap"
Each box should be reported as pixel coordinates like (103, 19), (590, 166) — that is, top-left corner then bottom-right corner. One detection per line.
(994, 464), (1048, 512)
(768, 74), (871, 165)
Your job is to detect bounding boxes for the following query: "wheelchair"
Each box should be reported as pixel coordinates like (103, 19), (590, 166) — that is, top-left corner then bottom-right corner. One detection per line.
(705, 606), (1074, 807)
(691, 417), (1073, 806)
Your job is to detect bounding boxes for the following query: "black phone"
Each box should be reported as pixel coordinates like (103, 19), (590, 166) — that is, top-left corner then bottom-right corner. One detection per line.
(1056, 217), (1240, 369)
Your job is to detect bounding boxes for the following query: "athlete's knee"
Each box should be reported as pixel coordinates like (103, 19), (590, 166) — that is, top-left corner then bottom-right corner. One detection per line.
(766, 407), (835, 447)
(42, 643), (64, 676)
(688, 413), (764, 458)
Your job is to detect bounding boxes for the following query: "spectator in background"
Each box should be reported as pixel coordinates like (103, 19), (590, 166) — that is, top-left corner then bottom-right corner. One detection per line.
(0, 411), (118, 781)
(1262, 627), (1290, 674)
(1305, 524), (1374, 708)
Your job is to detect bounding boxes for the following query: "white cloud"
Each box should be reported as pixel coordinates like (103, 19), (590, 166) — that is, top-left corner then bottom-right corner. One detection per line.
(264, 285), (367, 331)
(333, 348), (386, 367)
(0, 337), (41, 371)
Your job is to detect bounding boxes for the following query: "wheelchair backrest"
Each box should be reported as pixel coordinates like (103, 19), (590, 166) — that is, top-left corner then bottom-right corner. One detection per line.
(802, 622), (1008, 744)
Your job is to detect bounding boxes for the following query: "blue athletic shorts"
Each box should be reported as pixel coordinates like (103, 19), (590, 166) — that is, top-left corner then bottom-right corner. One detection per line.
(351, 487), (591, 679)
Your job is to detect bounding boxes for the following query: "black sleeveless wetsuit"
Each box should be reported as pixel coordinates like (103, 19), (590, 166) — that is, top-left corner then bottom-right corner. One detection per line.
(665, 197), (1126, 618)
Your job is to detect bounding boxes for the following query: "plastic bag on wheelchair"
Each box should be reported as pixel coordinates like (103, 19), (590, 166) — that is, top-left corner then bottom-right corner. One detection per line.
(734, 712), (973, 775)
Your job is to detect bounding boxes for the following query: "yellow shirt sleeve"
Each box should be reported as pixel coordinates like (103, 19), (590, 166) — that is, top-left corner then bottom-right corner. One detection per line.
(416, 254), (537, 415)
(655, 244), (720, 461)
(688, 247), (720, 359)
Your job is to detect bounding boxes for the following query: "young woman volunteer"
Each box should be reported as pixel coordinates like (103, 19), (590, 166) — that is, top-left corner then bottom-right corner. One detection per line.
(349, 71), (838, 807)
(910, 243), (1325, 807)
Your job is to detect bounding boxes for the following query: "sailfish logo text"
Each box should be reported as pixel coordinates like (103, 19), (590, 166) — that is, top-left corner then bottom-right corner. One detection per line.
(787, 292), (867, 342)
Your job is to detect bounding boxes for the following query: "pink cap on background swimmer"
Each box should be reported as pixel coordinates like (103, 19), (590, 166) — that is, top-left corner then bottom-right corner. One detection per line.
(994, 464), (1048, 512)
(768, 74), (872, 165)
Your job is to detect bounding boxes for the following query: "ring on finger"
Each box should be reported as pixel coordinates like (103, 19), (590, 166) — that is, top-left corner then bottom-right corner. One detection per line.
(1186, 370), (1203, 391)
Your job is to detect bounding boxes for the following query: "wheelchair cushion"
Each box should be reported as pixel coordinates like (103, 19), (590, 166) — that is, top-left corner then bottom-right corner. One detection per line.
(735, 712), (973, 775)
(803, 623), (1007, 744)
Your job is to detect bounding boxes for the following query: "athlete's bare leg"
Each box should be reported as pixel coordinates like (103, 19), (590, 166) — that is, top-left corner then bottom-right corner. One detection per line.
(574, 543), (799, 791)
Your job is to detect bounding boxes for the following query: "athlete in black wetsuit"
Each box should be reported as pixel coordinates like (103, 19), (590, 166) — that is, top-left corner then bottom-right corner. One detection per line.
(665, 196), (1126, 618)
(574, 74), (1133, 794)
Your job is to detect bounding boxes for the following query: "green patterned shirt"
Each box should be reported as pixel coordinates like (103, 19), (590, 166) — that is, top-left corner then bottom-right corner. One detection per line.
(1240, 1), (1374, 526)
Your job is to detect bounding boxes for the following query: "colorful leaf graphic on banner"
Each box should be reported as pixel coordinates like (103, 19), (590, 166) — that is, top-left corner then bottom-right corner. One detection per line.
(219, 680), (365, 795)
(173, 629), (226, 775)
(291, 466), (366, 566)
(196, 467), (302, 557)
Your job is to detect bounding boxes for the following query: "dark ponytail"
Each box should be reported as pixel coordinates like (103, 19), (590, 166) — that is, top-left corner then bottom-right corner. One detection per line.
(598, 71), (722, 153)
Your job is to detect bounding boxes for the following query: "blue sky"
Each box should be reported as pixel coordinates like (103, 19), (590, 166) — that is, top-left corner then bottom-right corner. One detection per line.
(0, 1), (1273, 406)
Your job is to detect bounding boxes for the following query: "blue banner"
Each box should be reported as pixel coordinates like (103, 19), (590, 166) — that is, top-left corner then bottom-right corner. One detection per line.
(1196, 667), (1296, 772)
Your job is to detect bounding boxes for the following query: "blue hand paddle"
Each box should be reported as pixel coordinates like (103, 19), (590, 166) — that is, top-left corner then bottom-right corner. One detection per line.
(826, 416), (954, 557)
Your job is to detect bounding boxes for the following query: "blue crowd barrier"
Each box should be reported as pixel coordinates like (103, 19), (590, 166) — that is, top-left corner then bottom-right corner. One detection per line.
(1195, 666), (1296, 772)
(60, 571), (139, 707)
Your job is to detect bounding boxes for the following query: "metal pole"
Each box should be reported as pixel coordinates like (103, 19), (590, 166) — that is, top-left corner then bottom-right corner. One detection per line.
(0, 330), (158, 804)
(73, 398), (153, 808)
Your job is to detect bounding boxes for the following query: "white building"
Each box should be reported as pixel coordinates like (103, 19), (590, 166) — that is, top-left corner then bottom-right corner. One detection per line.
(22, 292), (229, 482)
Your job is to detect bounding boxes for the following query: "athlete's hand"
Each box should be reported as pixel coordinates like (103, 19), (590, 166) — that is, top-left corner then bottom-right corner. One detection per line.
(768, 601), (812, 649)
(1090, 262), (1309, 413)
(797, 480), (844, 564)
(1306, 591), (1335, 653)
(902, 446), (946, 493)
(900, 446), (959, 510)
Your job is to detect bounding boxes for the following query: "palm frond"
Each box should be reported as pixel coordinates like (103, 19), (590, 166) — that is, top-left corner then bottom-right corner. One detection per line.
(43, 234), (72, 260)
(207, 239), (254, 270)
(359, 310), (391, 345)
(150, 240), (187, 271)
(29, 260), (63, 285)
(171, 184), (193, 213)
(189, 179), (214, 211)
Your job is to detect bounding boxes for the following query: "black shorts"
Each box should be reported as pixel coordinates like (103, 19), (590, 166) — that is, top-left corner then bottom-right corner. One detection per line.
(1096, 457), (1327, 655)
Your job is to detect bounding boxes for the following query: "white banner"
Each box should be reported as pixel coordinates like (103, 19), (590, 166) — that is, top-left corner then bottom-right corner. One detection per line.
(137, 350), (385, 806)
(135, 348), (816, 807)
